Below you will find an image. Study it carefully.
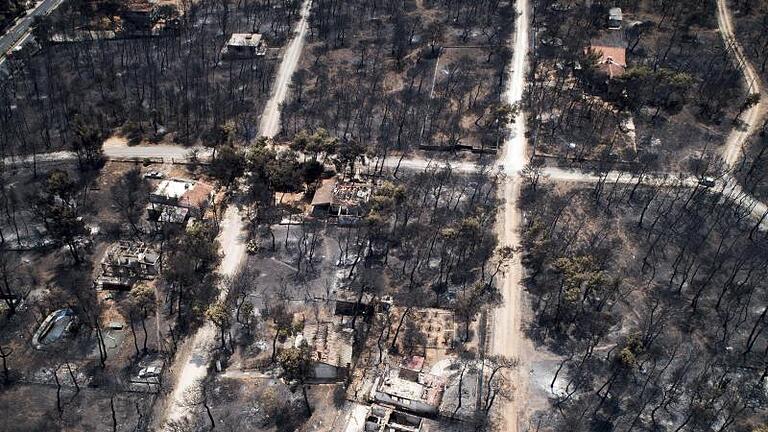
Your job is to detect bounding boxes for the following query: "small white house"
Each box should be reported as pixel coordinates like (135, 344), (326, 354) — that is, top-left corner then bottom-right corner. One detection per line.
(223, 33), (267, 58)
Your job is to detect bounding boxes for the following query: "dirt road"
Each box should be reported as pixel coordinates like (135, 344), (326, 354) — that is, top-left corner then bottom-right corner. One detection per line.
(483, 4), (763, 428)
(258, 0), (312, 138)
(158, 1), (312, 427)
(491, 0), (530, 429)
(162, 206), (247, 426)
(717, 0), (765, 167)
(482, 3), (767, 429)
(8, 148), (481, 173)
(543, 167), (698, 186)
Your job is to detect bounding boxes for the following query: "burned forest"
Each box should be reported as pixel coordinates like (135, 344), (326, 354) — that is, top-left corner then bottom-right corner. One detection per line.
(1, 0), (768, 432)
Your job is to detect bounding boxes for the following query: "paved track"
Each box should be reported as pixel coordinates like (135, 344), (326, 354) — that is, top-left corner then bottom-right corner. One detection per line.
(0, 0), (64, 62)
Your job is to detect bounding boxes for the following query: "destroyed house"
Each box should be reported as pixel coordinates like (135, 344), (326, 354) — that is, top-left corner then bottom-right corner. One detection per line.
(302, 322), (354, 381)
(334, 290), (375, 320)
(365, 405), (423, 432)
(371, 368), (446, 415)
(223, 33), (267, 58)
(97, 242), (160, 289)
(311, 178), (372, 224)
(149, 205), (189, 226)
(389, 307), (457, 351)
(398, 355), (425, 382)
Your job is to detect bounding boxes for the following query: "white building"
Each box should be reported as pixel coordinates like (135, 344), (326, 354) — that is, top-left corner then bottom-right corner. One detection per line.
(147, 178), (214, 227)
(223, 33), (267, 58)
